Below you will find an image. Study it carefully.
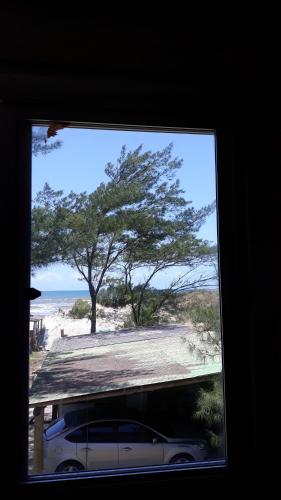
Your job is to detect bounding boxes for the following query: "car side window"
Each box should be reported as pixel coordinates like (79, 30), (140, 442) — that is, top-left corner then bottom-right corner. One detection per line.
(65, 426), (88, 443)
(86, 423), (115, 443)
(117, 422), (161, 443)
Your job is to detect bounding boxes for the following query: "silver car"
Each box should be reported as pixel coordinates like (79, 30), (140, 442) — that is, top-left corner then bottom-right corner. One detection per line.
(43, 417), (208, 473)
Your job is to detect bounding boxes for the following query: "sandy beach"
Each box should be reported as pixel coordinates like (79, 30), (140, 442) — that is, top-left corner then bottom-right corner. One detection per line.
(41, 304), (132, 350)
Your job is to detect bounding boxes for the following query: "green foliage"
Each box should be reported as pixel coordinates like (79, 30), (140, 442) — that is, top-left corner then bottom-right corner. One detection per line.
(31, 185), (65, 268)
(68, 299), (91, 319)
(124, 285), (166, 326)
(97, 284), (130, 308)
(193, 377), (224, 449)
(188, 299), (221, 359)
(125, 306), (159, 327)
(122, 210), (216, 327)
(32, 143), (215, 333)
(32, 128), (62, 156)
(190, 302), (220, 336)
(187, 293), (224, 450)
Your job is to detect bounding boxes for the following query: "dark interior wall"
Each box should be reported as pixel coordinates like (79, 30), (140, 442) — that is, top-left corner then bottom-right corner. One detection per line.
(0, 9), (271, 121)
(0, 7), (279, 497)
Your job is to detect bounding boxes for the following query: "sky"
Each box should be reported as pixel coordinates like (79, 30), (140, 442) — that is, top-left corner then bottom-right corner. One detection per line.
(31, 127), (218, 291)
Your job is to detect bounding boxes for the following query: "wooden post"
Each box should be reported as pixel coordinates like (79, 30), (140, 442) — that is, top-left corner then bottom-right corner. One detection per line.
(61, 329), (64, 337)
(33, 321), (39, 351)
(29, 331), (33, 353)
(52, 404), (58, 420)
(33, 406), (45, 474)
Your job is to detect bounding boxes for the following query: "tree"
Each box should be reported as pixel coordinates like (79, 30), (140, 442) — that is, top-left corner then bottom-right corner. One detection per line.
(188, 295), (221, 362)
(32, 143), (192, 333)
(193, 375), (224, 450)
(121, 206), (216, 326)
(32, 127), (62, 156)
(31, 128), (62, 275)
(188, 291), (225, 450)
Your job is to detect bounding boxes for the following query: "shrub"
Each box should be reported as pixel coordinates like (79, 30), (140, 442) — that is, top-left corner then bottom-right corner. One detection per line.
(97, 284), (129, 308)
(123, 308), (160, 328)
(126, 285), (168, 326)
(193, 376), (224, 450)
(68, 299), (91, 319)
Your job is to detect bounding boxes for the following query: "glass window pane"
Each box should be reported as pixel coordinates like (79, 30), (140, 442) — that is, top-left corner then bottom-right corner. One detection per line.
(29, 125), (225, 475)
(87, 423), (114, 443)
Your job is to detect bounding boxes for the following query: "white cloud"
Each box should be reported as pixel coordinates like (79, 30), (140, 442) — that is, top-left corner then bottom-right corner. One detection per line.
(32, 271), (62, 283)
(31, 264), (87, 290)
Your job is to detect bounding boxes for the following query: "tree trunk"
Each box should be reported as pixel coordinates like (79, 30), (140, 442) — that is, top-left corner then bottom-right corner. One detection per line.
(90, 292), (97, 333)
(131, 302), (138, 326)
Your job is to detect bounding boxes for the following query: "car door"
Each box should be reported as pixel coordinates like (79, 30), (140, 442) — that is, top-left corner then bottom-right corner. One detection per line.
(66, 422), (118, 471)
(83, 422), (118, 471)
(117, 421), (164, 468)
(64, 424), (88, 469)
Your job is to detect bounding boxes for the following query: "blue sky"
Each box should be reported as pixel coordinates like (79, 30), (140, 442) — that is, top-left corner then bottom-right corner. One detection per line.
(31, 127), (217, 290)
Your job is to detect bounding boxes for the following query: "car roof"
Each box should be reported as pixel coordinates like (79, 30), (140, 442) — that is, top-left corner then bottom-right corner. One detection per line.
(63, 408), (144, 428)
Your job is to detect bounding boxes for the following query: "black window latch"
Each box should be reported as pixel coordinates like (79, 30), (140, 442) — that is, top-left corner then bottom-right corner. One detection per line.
(28, 288), (41, 300)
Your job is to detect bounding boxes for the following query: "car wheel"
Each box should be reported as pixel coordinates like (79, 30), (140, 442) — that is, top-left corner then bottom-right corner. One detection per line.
(170, 453), (194, 464)
(55, 460), (85, 473)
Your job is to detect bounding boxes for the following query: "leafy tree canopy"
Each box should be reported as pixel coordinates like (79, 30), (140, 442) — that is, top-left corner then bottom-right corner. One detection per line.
(32, 127), (62, 156)
(32, 143), (215, 332)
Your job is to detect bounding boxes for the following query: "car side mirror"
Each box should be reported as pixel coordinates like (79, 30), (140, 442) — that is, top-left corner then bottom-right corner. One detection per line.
(152, 437), (158, 444)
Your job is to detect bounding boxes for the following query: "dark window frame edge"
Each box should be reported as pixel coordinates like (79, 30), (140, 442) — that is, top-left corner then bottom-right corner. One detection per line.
(5, 105), (254, 491)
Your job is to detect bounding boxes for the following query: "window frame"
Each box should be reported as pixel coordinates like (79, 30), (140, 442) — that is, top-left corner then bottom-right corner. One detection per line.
(4, 105), (255, 494)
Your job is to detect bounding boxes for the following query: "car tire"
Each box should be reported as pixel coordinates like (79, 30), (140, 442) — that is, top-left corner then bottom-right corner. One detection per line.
(55, 460), (85, 473)
(170, 453), (195, 464)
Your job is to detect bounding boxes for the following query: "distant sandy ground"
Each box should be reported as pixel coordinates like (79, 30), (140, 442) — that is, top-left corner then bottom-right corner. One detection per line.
(42, 304), (131, 350)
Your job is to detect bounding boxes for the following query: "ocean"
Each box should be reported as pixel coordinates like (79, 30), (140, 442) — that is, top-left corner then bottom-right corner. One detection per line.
(30, 290), (90, 317)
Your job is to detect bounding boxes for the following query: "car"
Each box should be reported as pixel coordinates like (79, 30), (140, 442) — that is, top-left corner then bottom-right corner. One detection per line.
(43, 414), (209, 474)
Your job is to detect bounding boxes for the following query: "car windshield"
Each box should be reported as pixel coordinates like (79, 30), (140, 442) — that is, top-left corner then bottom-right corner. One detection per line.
(45, 418), (67, 440)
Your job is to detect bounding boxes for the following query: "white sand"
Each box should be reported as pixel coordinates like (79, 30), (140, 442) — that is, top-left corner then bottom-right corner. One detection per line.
(42, 304), (131, 350)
